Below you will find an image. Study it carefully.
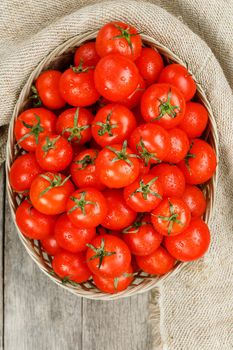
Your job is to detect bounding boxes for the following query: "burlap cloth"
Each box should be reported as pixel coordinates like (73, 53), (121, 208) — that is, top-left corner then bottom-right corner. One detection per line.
(1, 1), (233, 349)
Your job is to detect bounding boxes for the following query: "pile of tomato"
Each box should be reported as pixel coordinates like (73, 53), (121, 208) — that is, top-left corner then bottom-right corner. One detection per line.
(9, 21), (217, 294)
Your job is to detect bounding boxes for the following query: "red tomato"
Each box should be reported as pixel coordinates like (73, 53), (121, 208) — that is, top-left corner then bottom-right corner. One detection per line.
(101, 189), (137, 230)
(91, 104), (136, 147)
(9, 153), (42, 193)
(96, 141), (140, 188)
(178, 139), (217, 184)
(124, 174), (163, 212)
(135, 48), (164, 85)
(93, 265), (134, 294)
(163, 128), (189, 163)
(35, 70), (66, 109)
(35, 134), (73, 171)
(138, 159), (150, 175)
(94, 54), (139, 101)
(150, 164), (186, 197)
(70, 149), (105, 190)
(118, 75), (146, 109)
(30, 172), (74, 215)
(86, 235), (131, 277)
(74, 41), (100, 67)
(158, 63), (196, 101)
(141, 84), (186, 129)
(40, 235), (62, 256)
(54, 214), (96, 253)
(14, 108), (57, 152)
(151, 197), (191, 236)
(136, 246), (175, 275)
(59, 65), (99, 107)
(182, 185), (206, 217)
(179, 102), (208, 138)
(66, 188), (107, 228)
(165, 218), (210, 261)
(16, 200), (57, 240)
(52, 251), (91, 283)
(96, 21), (142, 61)
(56, 107), (93, 145)
(129, 123), (170, 166)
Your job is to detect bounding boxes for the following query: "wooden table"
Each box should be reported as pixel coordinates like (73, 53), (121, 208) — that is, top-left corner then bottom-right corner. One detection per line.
(0, 166), (152, 350)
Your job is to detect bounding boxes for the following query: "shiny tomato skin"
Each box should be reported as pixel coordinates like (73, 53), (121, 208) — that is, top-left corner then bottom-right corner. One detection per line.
(40, 235), (62, 256)
(94, 54), (139, 101)
(163, 128), (189, 163)
(9, 153), (42, 193)
(92, 104), (137, 147)
(16, 200), (57, 240)
(86, 235), (131, 277)
(151, 197), (191, 236)
(135, 48), (164, 85)
(182, 185), (206, 217)
(136, 246), (175, 275)
(96, 21), (142, 61)
(118, 75), (146, 109)
(52, 251), (91, 283)
(93, 265), (134, 294)
(165, 218), (210, 261)
(59, 67), (99, 107)
(178, 139), (217, 184)
(54, 213), (96, 253)
(35, 134), (73, 172)
(35, 70), (66, 109)
(141, 84), (186, 129)
(14, 108), (57, 152)
(158, 63), (196, 101)
(179, 102), (208, 138)
(150, 164), (186, 198)
(101, 189), (137, 230)
(30, 172), (74, 215)
(74, 41), (100, 67)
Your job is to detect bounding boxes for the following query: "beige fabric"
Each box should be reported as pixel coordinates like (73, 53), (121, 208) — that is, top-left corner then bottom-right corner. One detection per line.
(1, 1), (233, 349)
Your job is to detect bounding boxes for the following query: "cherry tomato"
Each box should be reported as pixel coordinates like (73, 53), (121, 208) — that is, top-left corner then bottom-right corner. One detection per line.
(150, 164), (186, 197)
(40, 234), (62, 256)
(54, 213), (96, 253)
(136, 246), (175, 275)
(52, 251), (91, 283)
(151, 197), (191, 236)
(163, 128), (189, 163)
(14, 108), (57, 152)
(101, 189), (137, 230)
(70, 149), (105, 190)
(86, 235), (131, 277)
(135, 48), (164, 85)
(179, 102), (208, 138)
(9, 153), (42, 193)
(74, 41), (100, 67)
(94, 54), (139, 101)
(182, 185), (206, 217)
(16, 199), (57, 240)
(178, 139), (217, 184)
(66, 188), (107, 228)
(158, 63), (196, 101)
(165, 218), (210, 261)
(96, 21), (142, 61)
(93, 265), (134, 294)
(56, 107), (93, 145)
(138, 159), (150, 175)
(141, 84), (186, 129)
(118, 75), (146, 109)
(30, 172), (74, 215)
(96, 141), (140, 188)
(124, 174), (163, 212)
(35, 70), (66, 109)
(59, 65), (99, 107)
(129, 123), (170, 166)
(92, 104), (136, 147)
(35, 134), (73, 171)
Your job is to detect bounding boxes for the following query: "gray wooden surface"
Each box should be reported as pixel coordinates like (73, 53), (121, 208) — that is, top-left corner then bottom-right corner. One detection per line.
(0, 166), (153, 350)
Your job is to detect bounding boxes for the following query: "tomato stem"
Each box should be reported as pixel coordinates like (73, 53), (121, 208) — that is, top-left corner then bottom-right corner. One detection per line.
(17, 114), (44, 146)
(154, 89), (180, 121)
(123, 214), (151, 234)
(107, 140), (139, 167)
(112, 24), (140, 53)
(68, 191), (95, 215)
(129, 176), (162, 200)
(73, 151), (98, 170)
(95, 111), (118, 137)
(156, 199), (182, 235)
(39, 174), (71, 197)
(29, 85), (42, 107)
(184, 142), (196, 172)
(62, 108), (90, 143)
(42, 135), (60, 157)
(136, 138), (161, 166)
(87, 238), (116, 269)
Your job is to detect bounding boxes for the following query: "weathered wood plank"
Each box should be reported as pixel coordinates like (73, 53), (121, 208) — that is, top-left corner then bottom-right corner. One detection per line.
(0, 166), (5, 350)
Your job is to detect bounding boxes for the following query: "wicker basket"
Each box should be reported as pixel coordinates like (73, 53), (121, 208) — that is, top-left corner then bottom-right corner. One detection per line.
(5, 31), (218, 300)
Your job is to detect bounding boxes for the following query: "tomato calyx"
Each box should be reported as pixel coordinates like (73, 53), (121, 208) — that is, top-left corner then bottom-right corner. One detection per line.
(68, 191), (96, 215)
(95, 111), (118, 136)
(155, 199), (182, 235)
(73, 151), (98, 170)
(155, 90), (180, 121)
(61, 276), (80, 286)
(87, 238), (116, 269)
(129, 176), (162, 200)
(29, 85), (42, 107)
(39, 173), (71, 197)
(71, 60), (94, 74)
(107, 140), (139, 167)
(62, 108), (90, 143)
(123, 214), (151, 234)
(184, 142), (196, 172)
(17, 114), (44, 145)
(136, 138), (161, 166)
(42, 135), (60, 156)
(113, 24), (140, 52)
